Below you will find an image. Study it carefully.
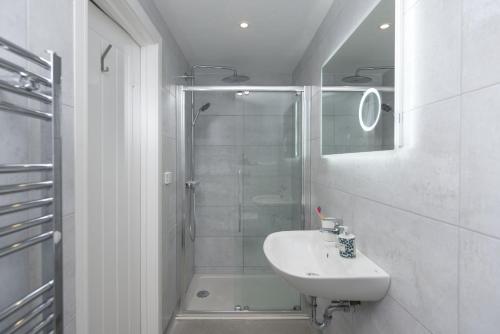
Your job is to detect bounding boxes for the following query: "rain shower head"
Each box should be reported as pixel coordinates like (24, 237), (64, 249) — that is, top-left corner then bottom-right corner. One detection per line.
(222, 73), (250, 83)
(190, 65), (250, 83)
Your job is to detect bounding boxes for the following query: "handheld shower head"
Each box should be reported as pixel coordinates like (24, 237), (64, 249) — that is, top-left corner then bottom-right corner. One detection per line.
(199, 102), (211, 112)
(193, 102), (211, 126)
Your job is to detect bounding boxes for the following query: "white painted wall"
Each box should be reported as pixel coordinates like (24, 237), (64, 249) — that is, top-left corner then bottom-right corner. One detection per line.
(87, 3), (142, 332)
(136, 0), (191, 330)
(294, 0), (500, 333)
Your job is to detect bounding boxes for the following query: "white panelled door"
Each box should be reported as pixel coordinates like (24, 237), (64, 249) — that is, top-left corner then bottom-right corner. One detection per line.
(88, 3), (141, 333)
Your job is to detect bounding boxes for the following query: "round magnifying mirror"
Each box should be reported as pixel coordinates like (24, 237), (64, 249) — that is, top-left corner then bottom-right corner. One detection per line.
(358, 88), (381, 132)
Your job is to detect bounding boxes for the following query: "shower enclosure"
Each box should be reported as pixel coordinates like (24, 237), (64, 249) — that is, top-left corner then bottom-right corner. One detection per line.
(176, 85), (308, 314)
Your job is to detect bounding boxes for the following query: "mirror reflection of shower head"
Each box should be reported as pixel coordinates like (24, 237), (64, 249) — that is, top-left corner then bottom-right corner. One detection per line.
(342, 74), (372, 84)
(342, 66), (395, 84)
(222, 73), (250, 83)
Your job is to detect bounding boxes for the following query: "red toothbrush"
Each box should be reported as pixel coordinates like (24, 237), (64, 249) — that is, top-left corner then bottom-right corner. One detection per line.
(315, 206), (325, 220)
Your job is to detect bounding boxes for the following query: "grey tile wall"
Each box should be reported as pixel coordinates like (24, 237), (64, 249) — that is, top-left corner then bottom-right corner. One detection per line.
(0, 0), (75, 332)
(293, 0), (500, 333)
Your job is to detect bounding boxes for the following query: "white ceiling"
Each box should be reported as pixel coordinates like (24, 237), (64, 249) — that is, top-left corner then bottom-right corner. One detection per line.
(153, 0), (334, 76)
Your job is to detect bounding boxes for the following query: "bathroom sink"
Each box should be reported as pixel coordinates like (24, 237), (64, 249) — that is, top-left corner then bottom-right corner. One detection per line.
(252, 194), (295, 206)
(263, 230), (390, 301)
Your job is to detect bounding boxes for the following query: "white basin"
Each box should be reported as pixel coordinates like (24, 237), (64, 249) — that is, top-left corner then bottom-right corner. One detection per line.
(252, 194), (295, 206)
(263, 230), (390, 301)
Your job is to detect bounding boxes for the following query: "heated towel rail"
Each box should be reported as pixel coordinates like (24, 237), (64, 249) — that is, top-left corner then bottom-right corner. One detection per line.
(0, 36), (62, 333)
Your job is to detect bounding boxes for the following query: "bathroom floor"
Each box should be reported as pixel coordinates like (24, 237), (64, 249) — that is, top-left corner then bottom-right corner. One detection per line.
(183, 273), (301, 312)
(167, 319), (314, 334)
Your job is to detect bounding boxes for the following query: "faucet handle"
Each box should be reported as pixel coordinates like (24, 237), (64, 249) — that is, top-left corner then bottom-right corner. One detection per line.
(320, 217), (343, 231)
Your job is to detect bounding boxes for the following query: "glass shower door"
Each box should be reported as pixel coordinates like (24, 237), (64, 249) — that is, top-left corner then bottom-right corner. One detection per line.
(183, 88), (304, 313)
(240, 91), (303, 311)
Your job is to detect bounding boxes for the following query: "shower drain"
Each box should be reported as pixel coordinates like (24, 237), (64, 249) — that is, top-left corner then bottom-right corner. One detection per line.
(196, 290), (210, 298)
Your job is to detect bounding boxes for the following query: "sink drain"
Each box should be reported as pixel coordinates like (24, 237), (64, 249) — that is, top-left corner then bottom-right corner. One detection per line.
(196, 290), (210, 298)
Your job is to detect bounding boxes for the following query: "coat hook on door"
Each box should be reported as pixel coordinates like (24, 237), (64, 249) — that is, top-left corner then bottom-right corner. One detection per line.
(101, 44), (112, 72)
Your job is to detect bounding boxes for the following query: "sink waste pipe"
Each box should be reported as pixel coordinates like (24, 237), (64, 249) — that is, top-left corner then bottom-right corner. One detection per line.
(310, 297), (359, 329)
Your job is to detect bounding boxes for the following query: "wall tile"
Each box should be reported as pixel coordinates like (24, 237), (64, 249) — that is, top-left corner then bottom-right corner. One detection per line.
(194, 116), (242, 146)
(195, 237), (243, 267)
(353, 198), (458, 334)
(243, 115), (293, 146)
(164, 136), (177, 172)
(195, 206), (240, 237)
(462, 0), (500, 92)
(310, 182), (355, 230)
(243, 175), (293, 206)
(243, 205), (299, 237)
(194, 146), (241, 176)
(459, 230), (500, 334)
(461, 84), (500, 238)
(0, 0), (27, 47)
(242, 237), (268, 268)
(28, 0), (74, 107)
(163, 89), (177, 139)
(243, 146), (291, 177)
(353, 296), (431, 334)
(403, 0), (461, 110)
(196, 175), (238, 206)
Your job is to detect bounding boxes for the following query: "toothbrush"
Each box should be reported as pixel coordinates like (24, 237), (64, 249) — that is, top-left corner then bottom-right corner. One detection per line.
(315, 206), (325, 220)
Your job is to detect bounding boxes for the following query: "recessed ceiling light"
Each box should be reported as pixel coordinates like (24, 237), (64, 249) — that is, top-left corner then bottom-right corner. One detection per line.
(240, 21), (249, 29)
(379, 23), (391, 30)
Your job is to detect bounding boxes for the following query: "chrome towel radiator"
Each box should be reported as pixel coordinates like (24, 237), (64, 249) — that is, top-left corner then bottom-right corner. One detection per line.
(0, 36), (63, 333)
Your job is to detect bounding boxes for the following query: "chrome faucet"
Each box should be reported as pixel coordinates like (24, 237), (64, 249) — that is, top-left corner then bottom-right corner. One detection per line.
(320, 217), (345, 235)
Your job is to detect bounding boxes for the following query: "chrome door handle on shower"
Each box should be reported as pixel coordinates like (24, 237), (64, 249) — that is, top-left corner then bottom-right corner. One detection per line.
(238, 168), (242, 233)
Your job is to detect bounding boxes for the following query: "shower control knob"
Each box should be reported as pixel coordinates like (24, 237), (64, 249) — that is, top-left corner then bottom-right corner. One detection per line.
(185, 180), (200, 189)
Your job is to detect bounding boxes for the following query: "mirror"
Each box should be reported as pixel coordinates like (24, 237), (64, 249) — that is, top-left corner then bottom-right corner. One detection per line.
(321, 0), (395, 155)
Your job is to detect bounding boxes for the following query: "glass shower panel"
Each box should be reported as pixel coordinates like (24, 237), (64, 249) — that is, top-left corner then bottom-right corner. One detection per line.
(185, 89), (303, 313)
(240, 92), (302, 311)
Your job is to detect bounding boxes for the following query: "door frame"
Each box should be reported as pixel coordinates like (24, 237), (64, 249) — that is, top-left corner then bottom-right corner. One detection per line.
(74, 1), (163, 333)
